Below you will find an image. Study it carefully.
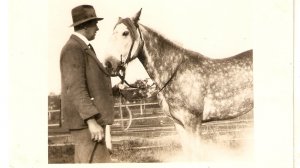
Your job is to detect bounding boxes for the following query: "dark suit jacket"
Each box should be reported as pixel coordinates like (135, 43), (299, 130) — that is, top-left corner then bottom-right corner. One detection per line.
(60, 35), (115, 130)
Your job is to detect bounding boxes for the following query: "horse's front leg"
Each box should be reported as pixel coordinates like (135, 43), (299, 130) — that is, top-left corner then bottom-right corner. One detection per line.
(173, 109), (203, 161)
(173, 121), (190, 161)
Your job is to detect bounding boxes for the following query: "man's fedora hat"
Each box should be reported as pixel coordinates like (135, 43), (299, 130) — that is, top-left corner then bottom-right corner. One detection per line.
(70, 5), (103, 27)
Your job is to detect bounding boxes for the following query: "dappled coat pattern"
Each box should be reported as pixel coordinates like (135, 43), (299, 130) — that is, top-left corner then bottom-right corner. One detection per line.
(138, 25), (253, 124)
(104, 9), (253, 144)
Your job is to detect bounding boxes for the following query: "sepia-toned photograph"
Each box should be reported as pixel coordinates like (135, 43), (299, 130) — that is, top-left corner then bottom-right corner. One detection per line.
(48, 0), (254, 163)
(6, 0), (295, 167)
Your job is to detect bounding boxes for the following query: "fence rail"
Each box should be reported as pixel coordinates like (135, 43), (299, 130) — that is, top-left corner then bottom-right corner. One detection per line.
(114, 102), (159, 107)
(49, 100), (253, 149)
(49, 100), (252, 129)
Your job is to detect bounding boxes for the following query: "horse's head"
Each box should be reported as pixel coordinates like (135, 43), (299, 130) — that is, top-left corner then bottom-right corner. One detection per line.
(105, 9), (144, 77)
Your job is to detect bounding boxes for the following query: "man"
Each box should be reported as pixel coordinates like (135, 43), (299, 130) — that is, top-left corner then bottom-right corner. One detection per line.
(60, 5), (114, 163)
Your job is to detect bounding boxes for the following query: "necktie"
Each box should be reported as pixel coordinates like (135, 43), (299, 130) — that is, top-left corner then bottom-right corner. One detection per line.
(88, 44), (96, 54)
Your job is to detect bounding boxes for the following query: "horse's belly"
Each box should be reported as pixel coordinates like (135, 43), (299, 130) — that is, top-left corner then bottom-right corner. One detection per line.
(202, 89), (253, 121)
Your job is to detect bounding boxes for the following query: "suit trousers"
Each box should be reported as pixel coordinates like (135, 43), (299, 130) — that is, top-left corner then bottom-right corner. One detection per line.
(70, 128), (111, 163)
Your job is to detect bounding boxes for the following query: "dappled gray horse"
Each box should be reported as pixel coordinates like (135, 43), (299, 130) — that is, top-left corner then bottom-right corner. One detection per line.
(105, 9), (253, 158)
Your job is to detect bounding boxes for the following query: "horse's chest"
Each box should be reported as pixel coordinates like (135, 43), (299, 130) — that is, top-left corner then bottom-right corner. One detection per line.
(163, 68), (207, 111)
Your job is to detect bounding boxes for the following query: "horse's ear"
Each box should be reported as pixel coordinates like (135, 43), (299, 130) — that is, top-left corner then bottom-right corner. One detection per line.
(118, 17), (122, 21)
(132, 8), (142, 26)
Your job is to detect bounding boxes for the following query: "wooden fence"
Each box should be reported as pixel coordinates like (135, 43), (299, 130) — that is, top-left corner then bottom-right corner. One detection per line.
(49, 101), (253, 146)
(48, 100), (161, 129)
(48, 99), (253, 163)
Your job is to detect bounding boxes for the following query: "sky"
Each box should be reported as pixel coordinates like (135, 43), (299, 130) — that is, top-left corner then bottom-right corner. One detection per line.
(48, 0), (252, 94)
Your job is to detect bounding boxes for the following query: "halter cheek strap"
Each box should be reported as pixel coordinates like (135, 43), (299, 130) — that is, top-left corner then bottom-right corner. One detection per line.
(114, 18), (144, 84)
(114, 18), (144, 64)
(125, 28), (144, 64)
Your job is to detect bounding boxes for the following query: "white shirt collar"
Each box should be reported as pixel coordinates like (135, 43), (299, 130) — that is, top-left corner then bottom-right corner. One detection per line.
(72, 32), (89, 45)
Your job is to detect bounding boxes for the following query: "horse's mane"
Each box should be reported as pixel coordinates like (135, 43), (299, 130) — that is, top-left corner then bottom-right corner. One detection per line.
(139, 24), (252, 64)
(140, 24), (207, 60)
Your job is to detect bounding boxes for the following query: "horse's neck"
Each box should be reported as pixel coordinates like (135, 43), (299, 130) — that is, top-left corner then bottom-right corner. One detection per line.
(138, 25), (187, 88)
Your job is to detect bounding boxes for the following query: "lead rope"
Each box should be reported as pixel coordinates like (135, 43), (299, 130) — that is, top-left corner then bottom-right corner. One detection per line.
(157, 60), (184, 93)
(89, 142), (98, 163)
(89, 135), (106, 163)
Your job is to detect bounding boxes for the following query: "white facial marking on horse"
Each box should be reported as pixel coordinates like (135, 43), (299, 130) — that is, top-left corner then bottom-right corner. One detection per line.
(105, 23), (135, 72)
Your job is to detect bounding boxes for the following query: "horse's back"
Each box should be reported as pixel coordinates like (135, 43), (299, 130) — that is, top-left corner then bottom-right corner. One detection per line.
(212, 49), (252, 66)
(233, 49), (252, 59)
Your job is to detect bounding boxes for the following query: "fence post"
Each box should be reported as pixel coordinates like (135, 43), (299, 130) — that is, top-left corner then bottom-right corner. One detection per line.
(48, 111), (52, 120)
(140, 102), (143, 115)
(119, 97), (124, 129)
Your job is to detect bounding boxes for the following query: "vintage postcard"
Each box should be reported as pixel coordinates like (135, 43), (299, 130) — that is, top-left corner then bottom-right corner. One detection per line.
(6, 0), (295, 167)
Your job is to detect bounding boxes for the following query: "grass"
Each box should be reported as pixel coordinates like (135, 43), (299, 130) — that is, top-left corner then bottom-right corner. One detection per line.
(48, 128), (252, 163)
(111, 146), (181, 162)
(48, 107), (253, 163)
(111, 136), (181, 162)
(48, 144), (74, 163)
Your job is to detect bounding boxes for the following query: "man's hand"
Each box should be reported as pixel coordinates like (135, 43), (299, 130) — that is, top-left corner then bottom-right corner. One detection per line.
(86, 118), (104, 142)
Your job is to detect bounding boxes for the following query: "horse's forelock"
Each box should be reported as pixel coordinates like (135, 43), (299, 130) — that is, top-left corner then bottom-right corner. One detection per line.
(113, 18), (138, 41)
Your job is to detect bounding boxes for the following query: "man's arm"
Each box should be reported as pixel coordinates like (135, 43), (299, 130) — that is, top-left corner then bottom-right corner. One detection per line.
(61, 45), (99, 120)
(61, 44), (104, 141)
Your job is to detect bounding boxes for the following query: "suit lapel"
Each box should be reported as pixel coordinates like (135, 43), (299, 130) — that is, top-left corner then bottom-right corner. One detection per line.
(71, 35), (110, 75)
(85, 48), (109, 75)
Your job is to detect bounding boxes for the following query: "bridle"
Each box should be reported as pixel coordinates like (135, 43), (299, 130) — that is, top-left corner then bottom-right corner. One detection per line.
(112, 18), (144, 87)
(112, 18), (184, 93)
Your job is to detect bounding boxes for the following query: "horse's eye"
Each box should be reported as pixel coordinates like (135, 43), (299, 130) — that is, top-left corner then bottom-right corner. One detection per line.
(122, 31), (129, 36)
